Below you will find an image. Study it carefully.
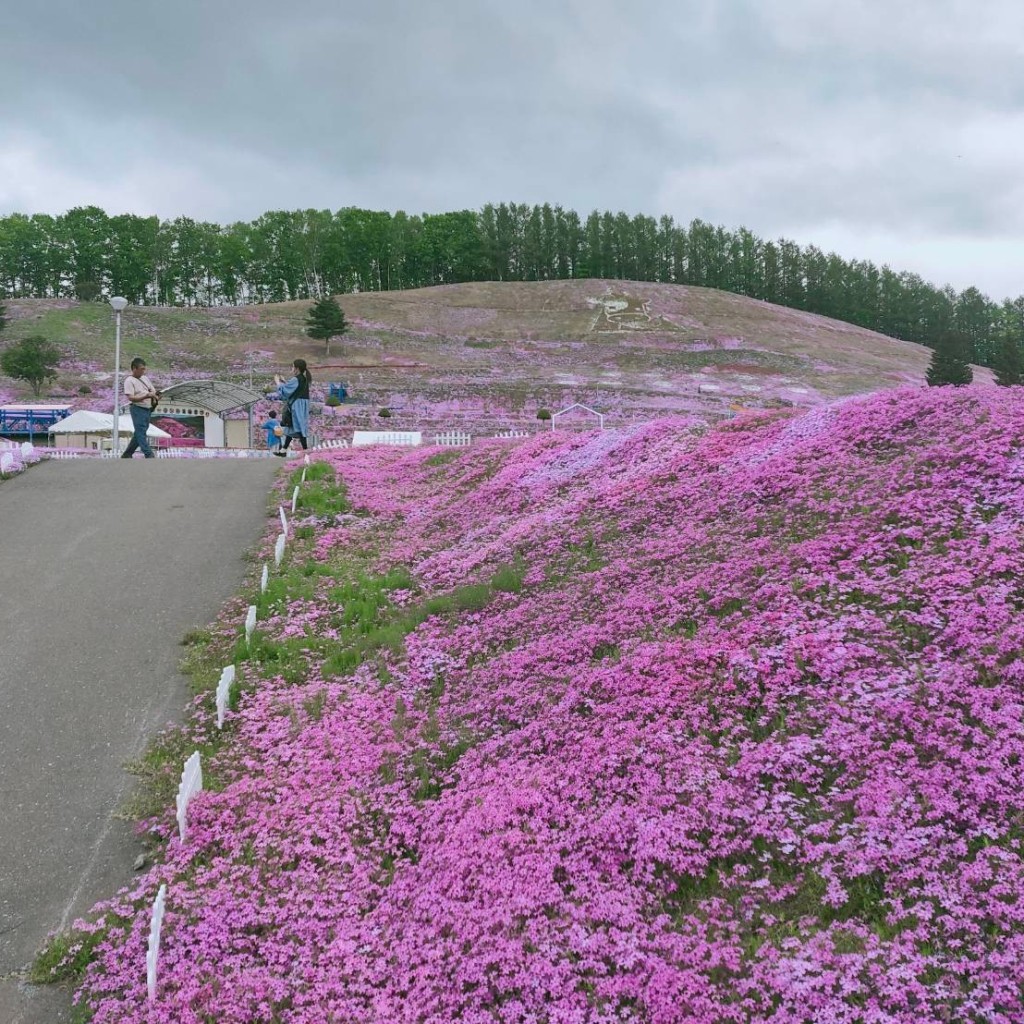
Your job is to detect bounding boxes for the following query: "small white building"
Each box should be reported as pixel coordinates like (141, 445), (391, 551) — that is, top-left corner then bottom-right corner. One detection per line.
(48, 411), (172, 449)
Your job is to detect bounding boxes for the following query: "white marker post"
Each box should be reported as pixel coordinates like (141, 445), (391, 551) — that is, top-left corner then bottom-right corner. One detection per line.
(175, 751), (203, 842)
(279, 506), (288, 534)
(274, 532), (286, 568)
(260, 563), (269, 593)
(244, 604), (257, 647)
(215, 665), (236, 729)
(291, 485), (299, 514)
(147, 883), (167, 1001)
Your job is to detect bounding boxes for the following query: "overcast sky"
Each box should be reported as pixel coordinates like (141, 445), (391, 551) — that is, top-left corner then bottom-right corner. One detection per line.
(3, 0), (1023, 300)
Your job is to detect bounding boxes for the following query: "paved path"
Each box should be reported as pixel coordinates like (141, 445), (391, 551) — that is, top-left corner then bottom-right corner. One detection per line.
(0, 458), (280, 1022)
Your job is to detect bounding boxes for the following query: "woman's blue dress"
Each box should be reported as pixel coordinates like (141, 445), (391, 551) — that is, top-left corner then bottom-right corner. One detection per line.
(268, 376), (310, 439)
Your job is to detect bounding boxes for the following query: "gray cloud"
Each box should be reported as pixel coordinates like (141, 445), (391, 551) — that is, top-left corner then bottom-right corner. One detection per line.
(2, 0), (1023, 297)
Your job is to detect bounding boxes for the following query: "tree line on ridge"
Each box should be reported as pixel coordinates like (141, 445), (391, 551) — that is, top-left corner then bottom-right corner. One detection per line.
(1, 203), (1022, 372)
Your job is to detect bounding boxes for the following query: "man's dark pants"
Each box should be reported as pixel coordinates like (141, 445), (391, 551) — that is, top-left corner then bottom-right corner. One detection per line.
(122, 405), (154, 458)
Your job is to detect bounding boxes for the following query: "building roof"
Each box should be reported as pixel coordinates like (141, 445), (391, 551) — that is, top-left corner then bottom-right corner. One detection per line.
(0, 404), (71, 412)
(157, 380), (264, 414)
(47, 410), (171, 437)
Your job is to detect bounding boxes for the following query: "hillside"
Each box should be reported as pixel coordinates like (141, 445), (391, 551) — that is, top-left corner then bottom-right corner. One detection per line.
(62, 385), (1024, 1023)
(1, 281), (986, 437)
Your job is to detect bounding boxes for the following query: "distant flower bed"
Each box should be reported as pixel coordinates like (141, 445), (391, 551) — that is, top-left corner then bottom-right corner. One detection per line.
(72, 386), (1024, 1023)
(0, 441), (42, 479)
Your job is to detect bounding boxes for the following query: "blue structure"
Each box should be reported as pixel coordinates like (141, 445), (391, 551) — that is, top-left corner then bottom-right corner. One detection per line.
(328, 382), (348, 402)
(0, 405), (71, 441)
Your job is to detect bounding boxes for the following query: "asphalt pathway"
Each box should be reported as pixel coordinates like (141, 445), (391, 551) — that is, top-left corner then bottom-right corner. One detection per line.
(0, 457), (280, 1022)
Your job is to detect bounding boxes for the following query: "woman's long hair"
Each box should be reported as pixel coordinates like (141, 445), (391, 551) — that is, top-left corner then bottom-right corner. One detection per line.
(292, 358), (312, 388)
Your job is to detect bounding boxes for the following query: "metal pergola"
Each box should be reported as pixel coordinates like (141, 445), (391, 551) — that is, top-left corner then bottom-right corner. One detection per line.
(156, 380), (264, 414)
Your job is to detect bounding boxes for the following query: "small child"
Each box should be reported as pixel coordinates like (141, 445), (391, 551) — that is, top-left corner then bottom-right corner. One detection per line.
(261, 410), (282, 450)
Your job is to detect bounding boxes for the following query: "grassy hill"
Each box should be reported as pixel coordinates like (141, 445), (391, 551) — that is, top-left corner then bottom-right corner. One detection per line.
(1, 281), (987, 436)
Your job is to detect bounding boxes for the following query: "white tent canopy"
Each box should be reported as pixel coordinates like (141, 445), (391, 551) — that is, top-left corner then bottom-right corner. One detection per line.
(48, 410), (171, 438)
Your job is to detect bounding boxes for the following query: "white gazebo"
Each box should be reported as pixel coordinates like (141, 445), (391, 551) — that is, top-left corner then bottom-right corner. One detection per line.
(155, 380), (265, 449)
(47, 410), (171, 450)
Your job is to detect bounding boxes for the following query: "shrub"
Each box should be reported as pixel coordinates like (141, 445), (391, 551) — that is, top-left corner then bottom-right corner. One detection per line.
(378, 407), (392, 418)
(325, 394), (341, 407)
(536, 408), (552, 421)
(78, 384), (92, 394)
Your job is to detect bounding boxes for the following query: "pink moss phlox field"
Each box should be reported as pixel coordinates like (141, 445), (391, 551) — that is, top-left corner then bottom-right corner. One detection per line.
(77, 386), (1024, 1022)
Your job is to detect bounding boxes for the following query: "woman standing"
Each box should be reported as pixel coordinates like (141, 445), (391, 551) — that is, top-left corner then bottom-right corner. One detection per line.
(265, 358), (312, 456)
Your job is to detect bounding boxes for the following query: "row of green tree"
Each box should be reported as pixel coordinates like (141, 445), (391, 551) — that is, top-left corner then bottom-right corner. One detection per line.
(1, 204), (1022, 369)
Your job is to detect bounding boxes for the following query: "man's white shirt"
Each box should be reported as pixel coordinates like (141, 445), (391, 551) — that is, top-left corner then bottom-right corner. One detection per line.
(124, 374), (156, 409)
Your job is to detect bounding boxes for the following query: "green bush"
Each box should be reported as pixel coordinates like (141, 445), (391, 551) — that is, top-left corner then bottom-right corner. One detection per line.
(325, 394), (341, 407)
(378, 407), (392, 418)
(536, 408), (552, 421)
(78, 384), (92, 394)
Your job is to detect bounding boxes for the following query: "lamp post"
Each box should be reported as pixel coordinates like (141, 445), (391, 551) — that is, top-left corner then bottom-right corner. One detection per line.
(109, 297), (128, 456)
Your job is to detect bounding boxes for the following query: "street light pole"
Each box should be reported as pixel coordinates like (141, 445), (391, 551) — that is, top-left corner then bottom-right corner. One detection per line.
(109, 297), (128, 456)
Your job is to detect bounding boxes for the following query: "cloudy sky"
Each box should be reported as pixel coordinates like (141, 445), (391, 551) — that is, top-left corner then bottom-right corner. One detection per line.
(3, 0), (1023, 299)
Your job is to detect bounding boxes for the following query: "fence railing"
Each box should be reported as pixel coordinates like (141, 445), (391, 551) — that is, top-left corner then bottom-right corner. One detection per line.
(434, 431), (472, 447)
(157, 447), (277, 459)
(351, 431), (422, 447)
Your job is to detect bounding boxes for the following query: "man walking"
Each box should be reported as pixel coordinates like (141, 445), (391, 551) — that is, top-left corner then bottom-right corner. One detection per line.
(122, 357), (160, 459)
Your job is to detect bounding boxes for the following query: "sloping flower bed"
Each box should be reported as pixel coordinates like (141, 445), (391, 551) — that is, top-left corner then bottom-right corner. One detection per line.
(73, 385), (1024, 1023)
(0, 441), (42, 479)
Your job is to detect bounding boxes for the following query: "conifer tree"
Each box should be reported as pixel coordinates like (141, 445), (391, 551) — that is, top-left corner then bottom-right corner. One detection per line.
(926, 330), (974, 387)
(304, 295), (348, 356)
(993, 333), (1022, 386)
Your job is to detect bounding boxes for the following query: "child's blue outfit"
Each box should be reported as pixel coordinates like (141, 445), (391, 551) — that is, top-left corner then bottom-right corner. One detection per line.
(261, 418), (281, 449)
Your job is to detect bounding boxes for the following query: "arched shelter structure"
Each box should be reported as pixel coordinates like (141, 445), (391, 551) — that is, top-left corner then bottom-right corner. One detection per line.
(156, 380), (265, 449)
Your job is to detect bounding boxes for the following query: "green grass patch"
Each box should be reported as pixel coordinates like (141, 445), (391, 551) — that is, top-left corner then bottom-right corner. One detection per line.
(425, 450), (463, 467)
(31, 914), (131, 987)
(292, 466), (349, 517)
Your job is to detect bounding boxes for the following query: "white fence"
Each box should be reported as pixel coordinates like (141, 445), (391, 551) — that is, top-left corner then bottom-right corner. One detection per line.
(313, 438), (349, 450)
(41, 448), (98, 460)
(493, 430), (530, 439)
(351, 430), (422, 447)
(434, 431), (472, 447)
(156, 447), (277, 459)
